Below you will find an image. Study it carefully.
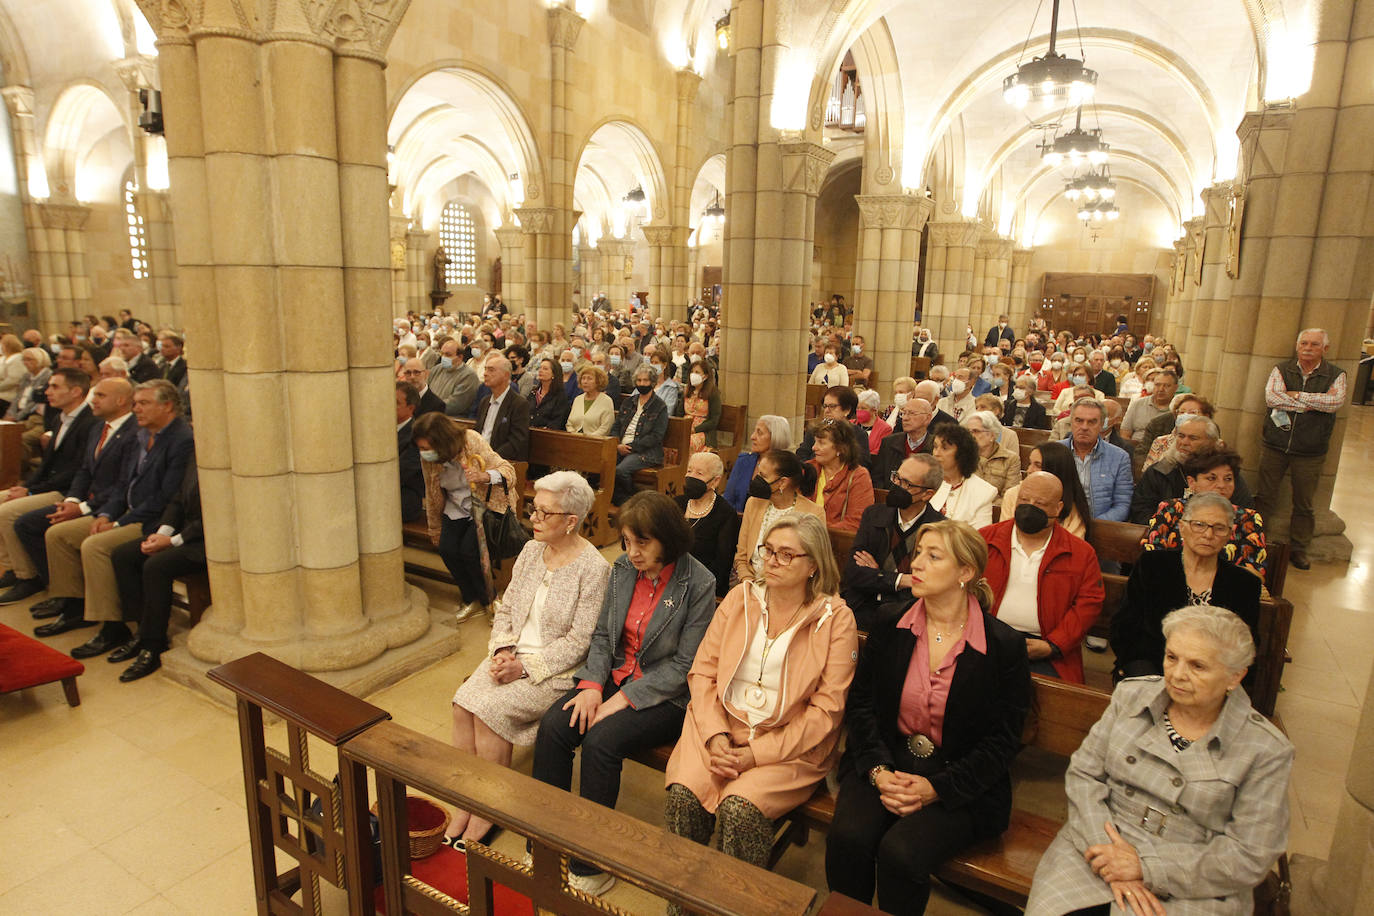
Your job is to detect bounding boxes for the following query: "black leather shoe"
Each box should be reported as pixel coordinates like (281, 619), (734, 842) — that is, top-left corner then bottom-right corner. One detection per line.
(29, 596), (64, 617)
(0, 578), (45, 605)
(71, 626), (133, 659)
(108, 637), (143, 663)
(34, 615), (96, 637)
(1290, 551), (1311, 570)
(119, 650), (162, 682)
(0, 570), (17, 588)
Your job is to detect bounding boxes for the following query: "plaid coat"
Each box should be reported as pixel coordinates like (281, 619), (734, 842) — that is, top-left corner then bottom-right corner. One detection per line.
(1025, 677), (1292, 915)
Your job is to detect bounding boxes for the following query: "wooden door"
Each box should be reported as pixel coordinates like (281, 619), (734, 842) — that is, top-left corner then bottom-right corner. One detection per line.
(1039, 273), (1154, 338)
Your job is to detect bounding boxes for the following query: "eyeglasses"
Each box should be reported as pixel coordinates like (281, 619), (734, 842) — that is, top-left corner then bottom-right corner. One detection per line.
(755, 544), (808, 566)
(1183, 519), (1231, 537)
(889, 472), (933, 494)
(528, 506), (576, 522)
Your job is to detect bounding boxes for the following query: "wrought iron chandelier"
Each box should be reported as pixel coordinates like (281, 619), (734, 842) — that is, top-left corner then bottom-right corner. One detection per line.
(1064, 168), (1116, 203)
(1003, 0), (1097, 111)
(1077, 199), (1120, 222)
(1040, 108), (1109, 167)
(702, 191), (725, 224)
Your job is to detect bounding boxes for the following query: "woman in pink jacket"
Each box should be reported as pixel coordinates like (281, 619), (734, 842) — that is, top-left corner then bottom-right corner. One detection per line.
(664, 513), (858, 872)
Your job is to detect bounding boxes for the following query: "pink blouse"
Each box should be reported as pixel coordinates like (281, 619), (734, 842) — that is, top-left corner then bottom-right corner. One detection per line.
(895, 596), (987, 746)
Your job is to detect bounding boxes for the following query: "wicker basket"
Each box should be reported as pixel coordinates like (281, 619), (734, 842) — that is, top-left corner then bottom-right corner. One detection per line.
(371, 795), (451, 859)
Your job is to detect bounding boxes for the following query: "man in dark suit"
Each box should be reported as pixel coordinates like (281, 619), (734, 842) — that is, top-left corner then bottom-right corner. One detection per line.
(840, 454), (945, 630)
(36, 380), (195, 651)
(984, 314), (1015, 349)
(474, 354), (530, 462)
(0, 369), (102, 603)
(398, 358), (446, 416)
(1087, 350), (1117, 397)
(107, 461), (207, 681)
(873, 398), (936, 486)
(159, 334), (188, 387)
(113, 329), (160, 382)
(395, 382), (425, 523)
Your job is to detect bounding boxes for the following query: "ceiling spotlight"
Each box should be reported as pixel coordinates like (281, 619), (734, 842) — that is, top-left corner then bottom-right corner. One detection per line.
(1003, 0), (1097, 111)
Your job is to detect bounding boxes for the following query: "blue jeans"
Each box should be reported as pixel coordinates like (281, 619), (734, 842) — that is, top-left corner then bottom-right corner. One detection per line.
(613, 452), (656, 504)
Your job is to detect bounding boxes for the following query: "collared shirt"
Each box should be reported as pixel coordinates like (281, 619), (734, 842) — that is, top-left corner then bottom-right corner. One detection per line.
(66, 412), (134, 515)
(51, 405), (83, 451)
(904, 432), (927, 455)
(1264, 364), (1346, 413)
(580, 562), (677, 704)
(998, 527), (1049, 636)
(895, 596), (987, 746)
(1071, 438), (1100, 497)
(480, 385), (509, 441)
(437, 459), (473, 520)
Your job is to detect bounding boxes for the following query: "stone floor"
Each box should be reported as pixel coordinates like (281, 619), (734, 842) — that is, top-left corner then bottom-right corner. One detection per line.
(1, 406), (1369, 914)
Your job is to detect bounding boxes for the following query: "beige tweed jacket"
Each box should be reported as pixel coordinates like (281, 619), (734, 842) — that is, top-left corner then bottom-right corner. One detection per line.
(1025, 677), (1293, 915)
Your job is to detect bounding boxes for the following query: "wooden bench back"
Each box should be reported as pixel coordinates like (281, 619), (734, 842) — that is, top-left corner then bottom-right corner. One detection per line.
(526, 429), (619, 546)
(631, 415), (693, 499)
(910, 356), (932, 379)
(1030, 675), (1112, 757)
(805, 383), (826, 419)
(1087, 519), (1146, 565)
(716, 403), (749, 474)
(0, 421), (23, 489)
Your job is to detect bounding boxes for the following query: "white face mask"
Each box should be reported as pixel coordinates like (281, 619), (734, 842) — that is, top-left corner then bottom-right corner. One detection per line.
(1072, 353), (1086, 363)
(1144, 381), (1156, 394)
(419, 449), (439, 463)
(1110, 358), (1123, 368)
(689, 372), (705, 387)
(852, 344), (862, 354)
(950, 379), (967, 396)
(1050, 361), (1064, 371)
(689, 353), (701, 364)
(824, 353), (837, 364)
(1013, 388), (1030, 402)
(893, 392), (908, 407)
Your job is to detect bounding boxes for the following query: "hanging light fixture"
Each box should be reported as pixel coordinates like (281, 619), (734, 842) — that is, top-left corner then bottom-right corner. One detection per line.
(1003, 0), (1097, 111)
(1040, 107), (1109, 167)
(624, 184), (648, 219)
(702, 190), (725, 224)
(1064, 168), (1116, 202)
(1076, 199), (1121, 222)
(715, 11), (732, 51)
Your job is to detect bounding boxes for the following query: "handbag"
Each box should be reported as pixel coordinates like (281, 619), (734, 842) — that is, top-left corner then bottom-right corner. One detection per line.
(477, 479), (529, 559)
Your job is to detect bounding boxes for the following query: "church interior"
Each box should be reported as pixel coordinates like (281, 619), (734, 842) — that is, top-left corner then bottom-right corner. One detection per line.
(0, 0), (1372, 913)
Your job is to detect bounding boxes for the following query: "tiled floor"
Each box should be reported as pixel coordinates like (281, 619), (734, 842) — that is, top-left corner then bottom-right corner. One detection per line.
(2, 406), (1370, 914)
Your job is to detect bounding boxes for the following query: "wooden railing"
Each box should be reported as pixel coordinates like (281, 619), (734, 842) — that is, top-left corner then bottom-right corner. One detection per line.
(210, 652), (877, 916)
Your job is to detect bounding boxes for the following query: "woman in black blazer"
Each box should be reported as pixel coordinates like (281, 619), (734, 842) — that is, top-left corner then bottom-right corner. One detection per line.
(1110, 493), (1262, 688)
(826, 520), (1030, 915)
(1002, 376), (1049, 429)
(527, 357), (571, 430)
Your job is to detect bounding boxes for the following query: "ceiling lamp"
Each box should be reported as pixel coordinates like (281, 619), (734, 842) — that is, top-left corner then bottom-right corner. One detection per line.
(702, 191), (725, 224)
(1064, 169), (1116, 202)
(715, 11), (732, 51)
(1003, 0), (1097, 111)
(1041, 107), (1109, 167)
(624, 184), (648, 218)
(1076, 199), (1121, 222)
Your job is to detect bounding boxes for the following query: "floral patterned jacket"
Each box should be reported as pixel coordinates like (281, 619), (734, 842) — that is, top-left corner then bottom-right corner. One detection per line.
(1141, 497), (1267, 581)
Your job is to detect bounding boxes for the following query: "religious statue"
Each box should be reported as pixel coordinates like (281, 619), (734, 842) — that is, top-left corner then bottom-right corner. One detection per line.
(432, 246), (450, 293)
(492, 255), (502, 295)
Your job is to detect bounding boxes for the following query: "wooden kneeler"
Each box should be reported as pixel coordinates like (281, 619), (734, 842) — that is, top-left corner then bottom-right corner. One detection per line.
(0, 622), (85, 706)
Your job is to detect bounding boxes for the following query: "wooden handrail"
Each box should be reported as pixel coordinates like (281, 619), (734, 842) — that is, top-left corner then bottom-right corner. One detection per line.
(343, 720), (819, 916)
(209, 651), (390, 745)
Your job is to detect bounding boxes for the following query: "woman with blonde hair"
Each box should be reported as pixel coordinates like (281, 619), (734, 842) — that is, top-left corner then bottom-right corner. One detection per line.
(565, 364), (615, 436)
(413, 411), (518, 619)
(1118, 356), (1157, 399)
(666, 513), (857, 876)
(827, 519), (1031, 914)
(0, 334), (26, 414)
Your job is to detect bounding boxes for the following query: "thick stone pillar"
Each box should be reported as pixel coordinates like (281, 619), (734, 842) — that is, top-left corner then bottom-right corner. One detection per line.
(970, 240), (990, 339)
(686, 242), (700, 302)
(389, 216), (408, 317)
(669, 69), (703, 311)
(539, 5), (582, 328)
(598, 238), (634, 310)
(853, 194), (933, 390)
(978, 236), (1012, 339)
(1189, 183), (1236, 395)
(641, 224), (682, 315)
(577, 243), (599, 304)
(1161, 239), (1189, 344)
(138, 0), (430, 676)
(1172, 220), (1203, 354)
(514, 207), (564, 332)
(1212, 0), (1374, 563)
(1, 87), (42, 327)
(36, 202), (92, 325)
(493, 225), (523, 315)
(404, 228), (429, 314)
(922, 220), (980, 358)
(1009, 247), (1034, 330)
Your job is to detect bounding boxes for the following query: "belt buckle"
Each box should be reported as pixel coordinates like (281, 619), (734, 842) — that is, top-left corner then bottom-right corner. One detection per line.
(1139, 805), (1168, 836)
(906, 733), (936, 758)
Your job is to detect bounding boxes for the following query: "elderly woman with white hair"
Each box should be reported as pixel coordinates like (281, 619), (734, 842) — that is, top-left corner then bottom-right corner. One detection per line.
(962, 410), (1021, 499)
(855, 388), (893, 455)
(722, 414), (792, 512)
(677, 450), (741, 597)
(444, 471), (611, 848)
(1026, 605), (1293, 916)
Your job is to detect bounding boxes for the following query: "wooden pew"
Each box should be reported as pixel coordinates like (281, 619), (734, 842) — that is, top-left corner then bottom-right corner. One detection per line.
(1089, 519), (1289, 598)
(524, 429), (618, 546)
(910, 356), (931, 380)
(0, 420), (22, 489)
(401, 461), (528, 594)
(1012, 425), (1055, 468)
(805, 383), (826, 419)
(715, 403), (749, 476)
(632, 414), (691, 498)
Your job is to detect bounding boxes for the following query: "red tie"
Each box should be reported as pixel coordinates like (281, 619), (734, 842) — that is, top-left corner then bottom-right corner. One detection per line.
(94, 423), (111, 457)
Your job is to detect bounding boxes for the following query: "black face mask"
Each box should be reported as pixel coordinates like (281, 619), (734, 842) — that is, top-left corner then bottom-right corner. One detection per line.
(747, 475), (774, 499)
(683, 477), (709, 500)
(886, 486), (913, 510)
(1013, 504), (1050, 535)
(635, 383), (653, 394)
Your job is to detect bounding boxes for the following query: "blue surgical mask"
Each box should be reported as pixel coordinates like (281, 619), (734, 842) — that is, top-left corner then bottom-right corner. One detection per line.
(560, 361), (575, 374)
(439, 356), (453, 370)
(1071, 374), (1088, 386)
(609, 355), (621, 367)
(419, 449), (439, 463)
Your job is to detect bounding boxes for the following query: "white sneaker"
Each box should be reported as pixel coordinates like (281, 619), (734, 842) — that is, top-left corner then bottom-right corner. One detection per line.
(454, 601), (487, 624)
(568, 870), (616, 896)
(1085, 635), (1108, 653)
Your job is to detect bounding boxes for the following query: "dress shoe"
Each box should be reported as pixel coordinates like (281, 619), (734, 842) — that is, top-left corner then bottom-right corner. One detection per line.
(108, 637), (143, 663)
(1290, 551), (1311, 570)
(0, 569), (17, 589)
(34, 614), (96, 637)
(119, 650), (162, 682)
(30, 598), (66, 619)
(0, 578), (45, 605)
(71, 625), (133, 659)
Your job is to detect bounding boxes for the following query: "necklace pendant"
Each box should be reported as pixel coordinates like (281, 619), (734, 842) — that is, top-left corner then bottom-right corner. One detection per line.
(933, 633), (943, 643)
(746, 685), (767, 709)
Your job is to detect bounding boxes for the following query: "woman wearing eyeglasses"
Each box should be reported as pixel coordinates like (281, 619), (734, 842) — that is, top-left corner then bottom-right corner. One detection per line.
(444, 472), (610, 848)
(807, 418), (875, 533)
(664, 514), (857, 882)
(733, 449), (825, 586)
(1110, 491), (1261, 688)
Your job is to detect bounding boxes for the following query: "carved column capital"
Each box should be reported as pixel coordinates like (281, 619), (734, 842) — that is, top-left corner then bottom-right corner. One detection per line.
(39, 201), (92, 230)
(598, 238), (635, 257)
(1012, 248), (1034, 268)
(854, 194), (933, 231)
(1, 84), (34, 118)
(926, 219), (981, 248)
(675, 68), (702, 102)
(779, 139), (836, 197)
(493, 226), (525, 247)
(977, 238), (1013, 261)
(547, 5), (585, 50)
(513, 207), (558, 235)
(112, 56), (158, 92)
(640, 225), (678, 247)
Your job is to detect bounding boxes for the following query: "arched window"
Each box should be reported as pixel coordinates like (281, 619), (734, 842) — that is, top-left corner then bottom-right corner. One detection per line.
(439, 202), (477, 286)
(124, 181), (148, 280)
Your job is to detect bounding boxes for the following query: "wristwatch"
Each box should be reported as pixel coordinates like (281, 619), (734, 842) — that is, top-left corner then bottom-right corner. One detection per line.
(868, 764), (892, 787)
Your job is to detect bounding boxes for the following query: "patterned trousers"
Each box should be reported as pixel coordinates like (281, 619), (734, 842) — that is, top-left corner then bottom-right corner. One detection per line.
(664, 784), (774, 914)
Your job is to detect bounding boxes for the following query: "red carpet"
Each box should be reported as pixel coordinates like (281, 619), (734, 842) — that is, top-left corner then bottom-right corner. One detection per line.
(374, 845), (534, 916)
(0, 622), (84, 694)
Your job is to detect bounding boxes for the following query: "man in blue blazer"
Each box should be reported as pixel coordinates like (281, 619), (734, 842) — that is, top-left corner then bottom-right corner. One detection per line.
(36, 380), (195, 652)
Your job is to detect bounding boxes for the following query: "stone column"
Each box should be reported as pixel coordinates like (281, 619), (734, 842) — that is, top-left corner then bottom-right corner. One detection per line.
(405, 228), (429, 314)
(577, 243), (599, 303)
(1160, 240), (1189, 344)
(641, 224), (677, 315)
(1189, 183), (1236, 394)
(1009, 247), (1034, 331)
(970, 240), (990, 340)
(538, 5), (583, 329)
(1172, 220), (1203, 355)
(686, 242), (700, 302)
(853, 194), (933, 389)
(598, 238), (634, 310)
(978, 236), (1012, 339)
(137, 0), (431, 677)
(1211, 0), (1374, 563)
(514, 207), (564, 332)
(1, 87), (43, 327)
(493, 225), (523, 315)
(36, 201), (92, 325)
(389, 216), (408, 317)
(922, 220), (980, 358)
(669, 69), (703, 312)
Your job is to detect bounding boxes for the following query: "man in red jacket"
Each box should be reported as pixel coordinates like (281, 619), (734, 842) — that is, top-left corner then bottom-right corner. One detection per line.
(979, 471), (1104, 682)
